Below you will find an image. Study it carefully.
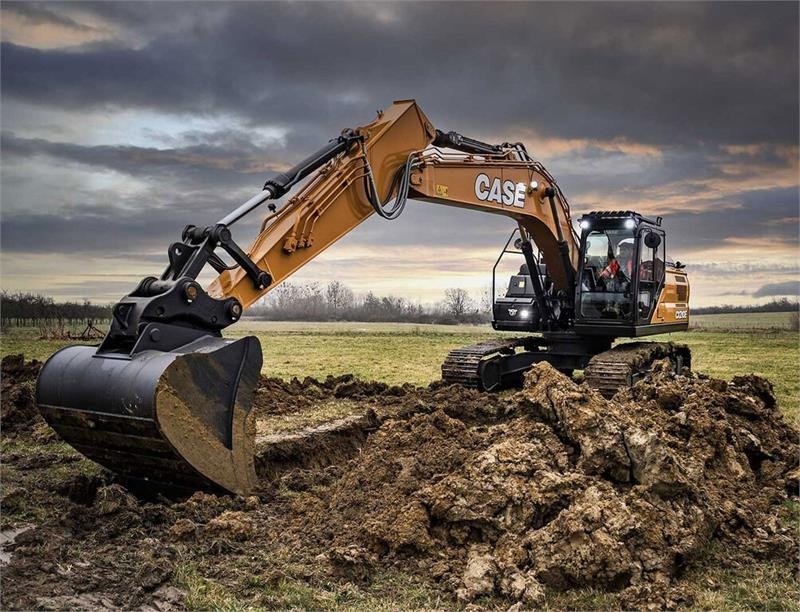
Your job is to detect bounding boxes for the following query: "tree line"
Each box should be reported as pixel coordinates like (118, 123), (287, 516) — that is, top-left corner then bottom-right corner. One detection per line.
(0, 284), (489, 328)
(245, 281), (489, 324)
(691, 298), (798, 315)
(1, 291), (112, 328)
(3, 287), (795, 329)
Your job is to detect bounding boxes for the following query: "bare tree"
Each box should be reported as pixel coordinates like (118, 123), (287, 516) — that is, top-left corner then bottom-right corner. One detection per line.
(479, 285), (494, 314)
(362, 291), (382, 320)
(444, 288), (472, 321)
(0, 291), (112, 329)
(270, 282), (303, 313)
(325, 280), (354, 312)
(302, 282), (325, 319)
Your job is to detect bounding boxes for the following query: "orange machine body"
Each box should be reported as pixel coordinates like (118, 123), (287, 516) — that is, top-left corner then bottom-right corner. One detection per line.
(210, 99), (687, 338)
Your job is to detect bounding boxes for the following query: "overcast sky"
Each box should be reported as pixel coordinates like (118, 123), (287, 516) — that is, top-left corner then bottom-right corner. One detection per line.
(1, 1), (798, 307)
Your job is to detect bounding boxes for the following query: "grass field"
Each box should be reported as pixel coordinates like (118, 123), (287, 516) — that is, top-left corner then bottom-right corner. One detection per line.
(3, 314), (799, 423)
(689, 311), (797, 330)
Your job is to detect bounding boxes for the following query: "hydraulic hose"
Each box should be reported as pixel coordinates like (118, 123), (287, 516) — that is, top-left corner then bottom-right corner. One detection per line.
(362, 144), (419, 220)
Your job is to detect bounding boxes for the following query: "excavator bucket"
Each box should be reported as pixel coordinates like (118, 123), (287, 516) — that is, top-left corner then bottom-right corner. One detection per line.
(32, 100), (437, 496)
(36, 335), (262, 496)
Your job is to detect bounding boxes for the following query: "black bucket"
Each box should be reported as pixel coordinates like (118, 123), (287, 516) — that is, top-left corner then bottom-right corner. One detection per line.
(36, 335), (262, 495)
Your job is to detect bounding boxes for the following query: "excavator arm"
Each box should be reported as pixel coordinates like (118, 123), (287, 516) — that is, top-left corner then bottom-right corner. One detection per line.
(210, 100), (578, 322)
(36, 100), (582, 496)
(208, 100), (436, 307)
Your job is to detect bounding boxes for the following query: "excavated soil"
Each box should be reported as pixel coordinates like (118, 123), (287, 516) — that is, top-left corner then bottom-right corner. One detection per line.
(1, 354), (43, 435)
(1, 354), (798, 609)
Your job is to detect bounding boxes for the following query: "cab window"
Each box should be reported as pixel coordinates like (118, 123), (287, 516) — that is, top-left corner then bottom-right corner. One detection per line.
(579, 228), (635, 321)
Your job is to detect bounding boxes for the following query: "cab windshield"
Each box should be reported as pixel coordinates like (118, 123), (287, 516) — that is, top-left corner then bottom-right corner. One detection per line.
(579, 228), (635, 320)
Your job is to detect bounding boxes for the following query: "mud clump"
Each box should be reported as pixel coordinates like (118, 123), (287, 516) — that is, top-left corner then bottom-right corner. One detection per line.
(1, 354), (43, 435)
(204, 510), (256, 541)
(1, 353), (42, 380)
(317, 362), (798, 606)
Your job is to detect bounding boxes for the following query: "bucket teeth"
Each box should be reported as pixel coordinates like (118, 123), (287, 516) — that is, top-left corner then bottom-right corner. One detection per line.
(36, 335), (263, 496)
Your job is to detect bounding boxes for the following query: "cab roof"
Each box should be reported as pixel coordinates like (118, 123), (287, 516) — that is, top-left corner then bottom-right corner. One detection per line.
(580, 210), (662, 227)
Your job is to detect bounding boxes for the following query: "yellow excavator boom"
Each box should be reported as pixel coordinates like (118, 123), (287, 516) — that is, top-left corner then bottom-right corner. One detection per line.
(209, 100), (578, 306)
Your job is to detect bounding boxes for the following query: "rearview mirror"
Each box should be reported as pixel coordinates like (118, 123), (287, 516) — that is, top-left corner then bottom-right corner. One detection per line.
(644, 232), (661, 249)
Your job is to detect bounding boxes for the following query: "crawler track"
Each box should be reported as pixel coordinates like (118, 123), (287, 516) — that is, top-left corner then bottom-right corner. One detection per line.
(584, 342), (691, 398)
(441, 338), (527, 388)
(442, 337), (691, 397)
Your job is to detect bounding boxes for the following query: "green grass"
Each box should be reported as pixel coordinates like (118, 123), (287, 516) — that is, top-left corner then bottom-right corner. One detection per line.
(686, 540), (800, 611)
(0, 328), (82, 362)
(174, 562), (252, 611)
(3, 319), (798, 422)
(230, 326), (495, 387)
(175, 555), (449, 611)
(226, 322), (800, 423)
(690, 311), (797, 330)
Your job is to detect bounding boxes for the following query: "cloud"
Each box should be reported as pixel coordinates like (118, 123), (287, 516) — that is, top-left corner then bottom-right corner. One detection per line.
(0, 2), (798, 307)
(4, 3), (99, 33)
(0, 3), (116, 48)
(1, 130), (290, 183)
(752, 280), (800, 298)
(2, 3), (797, 145)
(689, 262), (800, 277)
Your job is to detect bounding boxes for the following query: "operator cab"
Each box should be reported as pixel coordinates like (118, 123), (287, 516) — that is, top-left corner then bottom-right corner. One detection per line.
(574, 211), (681, 336)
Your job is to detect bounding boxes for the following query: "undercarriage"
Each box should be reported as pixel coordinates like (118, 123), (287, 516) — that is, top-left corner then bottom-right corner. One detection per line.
(442, 333), (691, 397)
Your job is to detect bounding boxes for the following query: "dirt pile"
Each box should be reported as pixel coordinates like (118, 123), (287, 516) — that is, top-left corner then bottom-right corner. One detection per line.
(1, 354), (43, 435)
(1, 358), (797, 609)
(253, 373), (509, 424)
(4, 480), (184, 609)
(317, 361), (798, 606)
(253, 374), (409, 416)
(252, 374), (509, 481)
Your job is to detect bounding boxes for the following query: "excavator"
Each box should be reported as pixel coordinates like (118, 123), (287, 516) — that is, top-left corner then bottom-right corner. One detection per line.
(36, 100), (690, 496)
